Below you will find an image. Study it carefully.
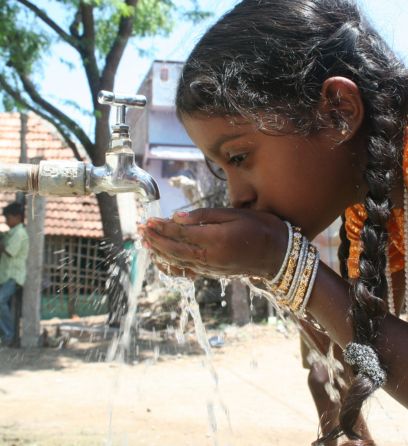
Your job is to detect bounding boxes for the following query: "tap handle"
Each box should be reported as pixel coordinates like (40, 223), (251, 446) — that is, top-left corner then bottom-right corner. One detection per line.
(98, 90), (147, 130)
(97, 91), (147, 108)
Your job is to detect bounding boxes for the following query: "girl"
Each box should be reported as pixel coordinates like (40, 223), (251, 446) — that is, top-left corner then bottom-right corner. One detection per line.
(139, 0), (408, 444)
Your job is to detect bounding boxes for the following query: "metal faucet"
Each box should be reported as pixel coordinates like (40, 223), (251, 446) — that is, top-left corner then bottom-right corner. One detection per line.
(0, 91), (160, 202)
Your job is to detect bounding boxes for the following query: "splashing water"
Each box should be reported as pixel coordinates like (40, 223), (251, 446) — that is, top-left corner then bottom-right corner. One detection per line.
(240, 276), (347, 399)
(219, 277), (230, 308)
(106, 200), (229, 445)
(249, 288), (255, 313)
(104, 198), (344, 442)
(158, 273), (231, 445)
(219, 277), (229, 297)
(240, 277), (290, 337)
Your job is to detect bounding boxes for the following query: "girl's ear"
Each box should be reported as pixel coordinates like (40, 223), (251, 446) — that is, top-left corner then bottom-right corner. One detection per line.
(319, 76), (365, 141)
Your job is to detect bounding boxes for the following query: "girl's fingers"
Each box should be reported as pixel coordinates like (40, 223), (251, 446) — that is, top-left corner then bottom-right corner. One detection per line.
(145, 218), (223, 247)
(150, 248), (199, 270)
(147, 218), (188, 241)
(147, 230), (236, 276)
(172, 208), (238, 225)
(145, 227), (208, 266)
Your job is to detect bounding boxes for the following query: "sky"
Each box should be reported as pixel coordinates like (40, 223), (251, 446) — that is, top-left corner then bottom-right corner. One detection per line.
(12, 0), (408, 135)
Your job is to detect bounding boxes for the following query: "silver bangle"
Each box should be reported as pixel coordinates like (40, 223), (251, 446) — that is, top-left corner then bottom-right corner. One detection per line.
(269, 221), (293, 284)
(296, 252), (320, 316)
(343, 342), (387, 389)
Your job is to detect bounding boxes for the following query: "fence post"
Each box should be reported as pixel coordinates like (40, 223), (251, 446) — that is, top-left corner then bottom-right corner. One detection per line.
(21, 195), (46, 348)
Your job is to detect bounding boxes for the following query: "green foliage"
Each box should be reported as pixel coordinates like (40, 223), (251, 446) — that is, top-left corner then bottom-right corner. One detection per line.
(182, 9), (212, 24)
(94, 0), (194, 60)
(96, 0), (212, 60)
(0, 1), (50, 76)
(2, 93), (21, 112)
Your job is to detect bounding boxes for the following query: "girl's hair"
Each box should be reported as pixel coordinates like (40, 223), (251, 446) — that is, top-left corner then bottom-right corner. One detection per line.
(176, 0), (408, 443)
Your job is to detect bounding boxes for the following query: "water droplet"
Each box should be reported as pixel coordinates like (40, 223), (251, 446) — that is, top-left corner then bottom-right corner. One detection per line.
(219, 277), (229, 297)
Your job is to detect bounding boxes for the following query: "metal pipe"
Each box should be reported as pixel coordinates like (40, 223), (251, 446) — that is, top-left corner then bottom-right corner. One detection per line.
(0, 163), (38, 193)
(0, 157), (160, 201)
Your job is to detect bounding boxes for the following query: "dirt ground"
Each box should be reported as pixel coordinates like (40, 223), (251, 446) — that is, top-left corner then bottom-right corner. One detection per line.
(0, 317), (406, 446)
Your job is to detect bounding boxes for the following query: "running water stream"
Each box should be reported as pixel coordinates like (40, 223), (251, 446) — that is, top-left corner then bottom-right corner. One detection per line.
(158, 273), (232, 445)
(105, 201), (231, 445)
(105, 200), (159, 445)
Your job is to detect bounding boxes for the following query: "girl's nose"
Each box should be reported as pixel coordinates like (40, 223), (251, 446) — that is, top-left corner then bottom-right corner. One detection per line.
(228, 177), (257, 209)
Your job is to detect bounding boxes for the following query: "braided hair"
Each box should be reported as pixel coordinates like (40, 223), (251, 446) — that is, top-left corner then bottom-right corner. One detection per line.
(176, 0), (408, 443)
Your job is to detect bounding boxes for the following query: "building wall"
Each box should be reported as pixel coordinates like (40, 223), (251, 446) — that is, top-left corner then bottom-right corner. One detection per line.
(127, 61), (200, 217)
(151, 62), (183, 107)
(128, 107), (148, 160)
(128, 74), (151, 159)
(145, 158), (190, 217)
(148, 110), (193, 146)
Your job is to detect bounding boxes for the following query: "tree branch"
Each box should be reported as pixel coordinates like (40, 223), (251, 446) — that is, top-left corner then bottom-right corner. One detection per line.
(78, 2), (100, 102)
(69, 10), (81, 39)
(100, 0), (138, 89)
(15, 70), (95, 157)
(16, 0), (80, 50)
(0, 75), (84, 161)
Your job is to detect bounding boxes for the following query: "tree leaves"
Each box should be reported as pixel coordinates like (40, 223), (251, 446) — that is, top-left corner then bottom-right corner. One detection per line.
(0, 1), (50, 76)
(0, 0), (210, 153)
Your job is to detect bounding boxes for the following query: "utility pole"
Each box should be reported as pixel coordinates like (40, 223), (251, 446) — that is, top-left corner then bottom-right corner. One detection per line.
(21, 192), (46, 347)
(16, 113), (28, 206)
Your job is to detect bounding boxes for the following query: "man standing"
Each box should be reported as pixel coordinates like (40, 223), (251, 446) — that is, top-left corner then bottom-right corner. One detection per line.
(0, 202), (29, 346)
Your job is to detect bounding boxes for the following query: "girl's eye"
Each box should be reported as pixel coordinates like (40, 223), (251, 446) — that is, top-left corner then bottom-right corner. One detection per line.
(228, 153), (248, 167)
(205, 157), (227, 181)
(205, 153), (248, 181)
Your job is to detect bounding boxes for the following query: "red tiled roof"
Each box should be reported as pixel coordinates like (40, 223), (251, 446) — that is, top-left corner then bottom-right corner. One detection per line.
(0, 113), (103, 238)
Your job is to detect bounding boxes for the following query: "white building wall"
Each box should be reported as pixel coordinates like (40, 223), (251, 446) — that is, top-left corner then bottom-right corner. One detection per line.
(146, 159), (190, 218)
(149, 110), (193, 146)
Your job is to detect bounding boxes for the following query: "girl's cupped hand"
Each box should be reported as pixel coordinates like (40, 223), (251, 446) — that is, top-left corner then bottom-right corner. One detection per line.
(138, 208), (288, 279)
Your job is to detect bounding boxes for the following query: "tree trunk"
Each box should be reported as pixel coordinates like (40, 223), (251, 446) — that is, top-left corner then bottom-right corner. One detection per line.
(93, 120), (125, 321)
(93, 121), (124, 246)
(21, 195), (46, 348)
(229, 279), (250, 326)
(96, 192), (123, 246)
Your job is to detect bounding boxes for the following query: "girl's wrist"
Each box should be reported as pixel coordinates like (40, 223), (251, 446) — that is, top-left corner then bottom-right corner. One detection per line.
(252, 221), (320, 317)
(257, 217), (293, 280)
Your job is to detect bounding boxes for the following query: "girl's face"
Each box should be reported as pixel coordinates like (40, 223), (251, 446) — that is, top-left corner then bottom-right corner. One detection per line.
(182, 114), (363, 240)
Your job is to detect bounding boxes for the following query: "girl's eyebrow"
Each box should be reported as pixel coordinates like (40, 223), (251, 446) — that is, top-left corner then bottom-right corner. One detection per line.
(208, 133), (247, 154)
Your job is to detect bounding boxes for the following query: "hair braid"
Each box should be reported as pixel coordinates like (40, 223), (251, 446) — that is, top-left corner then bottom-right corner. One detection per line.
(337, 104), (404, 440)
